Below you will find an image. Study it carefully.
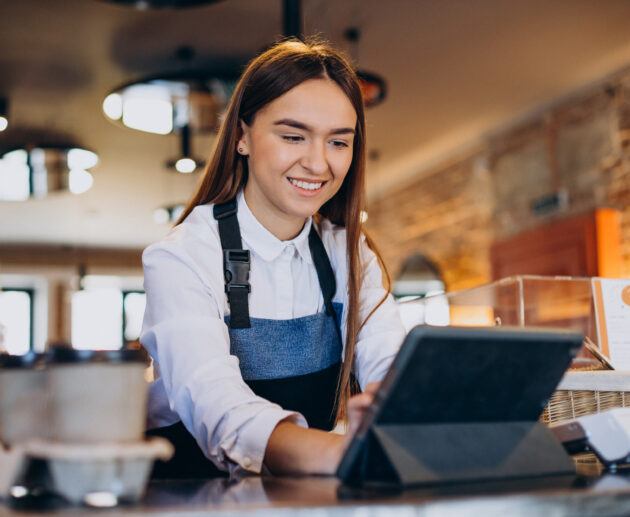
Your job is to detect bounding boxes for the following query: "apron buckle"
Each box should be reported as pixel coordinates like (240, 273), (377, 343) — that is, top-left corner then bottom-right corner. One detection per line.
(223, 249), (251, 293)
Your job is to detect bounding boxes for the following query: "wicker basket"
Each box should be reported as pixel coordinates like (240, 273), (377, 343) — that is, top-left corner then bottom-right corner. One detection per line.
(541, 371), (630, 471)
(542, 371), (630, 424)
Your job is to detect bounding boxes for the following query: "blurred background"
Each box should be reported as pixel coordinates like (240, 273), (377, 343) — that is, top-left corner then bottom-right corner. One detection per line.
(0, 0), (629, 353)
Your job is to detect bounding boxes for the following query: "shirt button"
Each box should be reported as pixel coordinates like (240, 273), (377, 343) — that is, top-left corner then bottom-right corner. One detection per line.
(243, 457), (252, 468)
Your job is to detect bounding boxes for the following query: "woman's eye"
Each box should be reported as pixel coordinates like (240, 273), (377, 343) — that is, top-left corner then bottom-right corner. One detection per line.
(331, 140), (349, 148)
(282, 135), (304, 143)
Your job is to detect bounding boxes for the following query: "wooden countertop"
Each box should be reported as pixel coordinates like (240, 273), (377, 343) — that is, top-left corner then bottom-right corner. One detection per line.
(5, 464), (630, 517)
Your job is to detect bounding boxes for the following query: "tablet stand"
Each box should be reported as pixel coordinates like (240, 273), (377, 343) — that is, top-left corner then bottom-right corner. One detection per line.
(344, 421), (575, 487)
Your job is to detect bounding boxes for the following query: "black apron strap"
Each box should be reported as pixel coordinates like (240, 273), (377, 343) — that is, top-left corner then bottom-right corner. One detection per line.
(213, 198), (241, 249)
(213, 198), (342, 342)
(214, 199), (251, 329)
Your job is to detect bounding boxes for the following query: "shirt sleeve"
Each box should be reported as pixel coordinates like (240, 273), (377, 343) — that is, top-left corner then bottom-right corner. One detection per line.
(352, 239), (406, 390)
(140, 231), (306, 474)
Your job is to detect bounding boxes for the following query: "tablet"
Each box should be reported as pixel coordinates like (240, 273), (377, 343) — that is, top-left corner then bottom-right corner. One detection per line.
(337, 325), (583, 485)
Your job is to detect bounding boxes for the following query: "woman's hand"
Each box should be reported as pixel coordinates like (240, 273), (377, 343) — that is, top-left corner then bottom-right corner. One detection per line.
(341, 381), (381, 453)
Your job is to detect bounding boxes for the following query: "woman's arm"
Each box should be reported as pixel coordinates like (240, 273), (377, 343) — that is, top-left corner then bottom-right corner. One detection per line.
(264, 421), (343, 475)
(264, 383), (379, 475)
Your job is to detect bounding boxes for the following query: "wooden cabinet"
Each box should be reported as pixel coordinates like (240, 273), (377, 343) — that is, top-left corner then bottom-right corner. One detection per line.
(491, 209), (622, 280)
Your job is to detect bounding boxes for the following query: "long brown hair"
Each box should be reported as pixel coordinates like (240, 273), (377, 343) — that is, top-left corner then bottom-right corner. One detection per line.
(177, 38), (387, 423)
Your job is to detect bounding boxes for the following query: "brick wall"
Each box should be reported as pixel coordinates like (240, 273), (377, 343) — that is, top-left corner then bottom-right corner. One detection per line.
(367, 71), (630, 291)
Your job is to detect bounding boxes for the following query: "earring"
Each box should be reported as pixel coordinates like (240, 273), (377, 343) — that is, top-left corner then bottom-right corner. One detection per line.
(238, 147), (243, 153)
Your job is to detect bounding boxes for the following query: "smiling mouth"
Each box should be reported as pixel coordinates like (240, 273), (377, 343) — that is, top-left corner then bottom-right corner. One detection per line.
(287, 178), (326, 191)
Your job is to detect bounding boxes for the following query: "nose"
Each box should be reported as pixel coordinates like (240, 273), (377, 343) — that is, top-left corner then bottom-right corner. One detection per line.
(301, 140), (328, 175)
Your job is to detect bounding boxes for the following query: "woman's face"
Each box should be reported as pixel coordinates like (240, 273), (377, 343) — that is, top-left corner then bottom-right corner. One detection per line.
(239, 78), (357, 240)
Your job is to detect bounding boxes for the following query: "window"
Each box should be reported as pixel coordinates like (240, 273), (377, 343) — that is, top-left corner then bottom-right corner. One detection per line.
(0, 288), (33, 354)
(72, 288), (123, 350)
(70, 276), (145, 350)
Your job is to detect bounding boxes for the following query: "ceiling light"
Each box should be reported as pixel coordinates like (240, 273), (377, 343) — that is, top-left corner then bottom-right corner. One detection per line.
(343, 28), (388, 108)
(0, 147), (98, 201)
(357, 72), (387, 108)
(152, 207), (170, 225)
(171, 204), (185, 221)
(166, 124), (205, 173)
(69, 169), (94, 195)
(121, 84), (173, 134)
(175, 157), (196, 173)
(0, 150), (30, 201)
(68, 148), (99, 170)
(103, 74), (237, 135)
(102, 93), (123, 120)
(0, 98), (8, 132)
(153, 204), (185, 224)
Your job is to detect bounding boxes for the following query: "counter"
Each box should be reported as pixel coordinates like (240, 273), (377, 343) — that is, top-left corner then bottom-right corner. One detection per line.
(5, 462), (630, 517)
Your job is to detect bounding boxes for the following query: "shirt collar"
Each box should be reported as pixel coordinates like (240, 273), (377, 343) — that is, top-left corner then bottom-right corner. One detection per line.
(236, 190), (313, 264)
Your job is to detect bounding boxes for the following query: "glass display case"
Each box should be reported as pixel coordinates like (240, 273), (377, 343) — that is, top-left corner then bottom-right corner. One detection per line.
(399, 275), (599, 368)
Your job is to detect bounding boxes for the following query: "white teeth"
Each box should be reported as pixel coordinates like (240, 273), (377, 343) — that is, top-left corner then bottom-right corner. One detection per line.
(288, 178), (323, 190)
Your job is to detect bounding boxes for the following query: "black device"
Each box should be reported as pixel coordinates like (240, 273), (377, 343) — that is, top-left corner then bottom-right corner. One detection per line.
(336, 325), (584, 487)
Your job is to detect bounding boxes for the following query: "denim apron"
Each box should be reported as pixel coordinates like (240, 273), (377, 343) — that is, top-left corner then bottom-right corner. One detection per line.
(148, 199), (343, 479)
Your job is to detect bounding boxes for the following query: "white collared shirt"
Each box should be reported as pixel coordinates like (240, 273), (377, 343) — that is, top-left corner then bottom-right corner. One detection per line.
(140, 191), (405, 474)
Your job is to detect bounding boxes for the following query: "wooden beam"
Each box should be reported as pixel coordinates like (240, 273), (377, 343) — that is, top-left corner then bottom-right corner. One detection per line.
(0, 244), (143, 269)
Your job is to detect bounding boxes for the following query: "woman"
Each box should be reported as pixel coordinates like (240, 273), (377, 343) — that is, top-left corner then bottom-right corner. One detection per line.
(141, 38), (405, 478)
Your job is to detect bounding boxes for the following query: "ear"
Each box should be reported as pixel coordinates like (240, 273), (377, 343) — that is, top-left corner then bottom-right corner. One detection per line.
(237, 119), (250, 156)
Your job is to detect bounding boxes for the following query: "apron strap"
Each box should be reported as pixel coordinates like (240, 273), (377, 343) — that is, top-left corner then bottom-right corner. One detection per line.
(214, 199), (251, 329)
(213, 198), (342, 344)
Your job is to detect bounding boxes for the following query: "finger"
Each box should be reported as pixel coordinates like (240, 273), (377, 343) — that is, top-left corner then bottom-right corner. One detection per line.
(347, 393), (373, 411)
(364, 381), (381, 395)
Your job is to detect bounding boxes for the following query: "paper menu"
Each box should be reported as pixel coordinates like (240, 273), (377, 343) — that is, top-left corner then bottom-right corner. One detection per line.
(592, 278), (630, 369)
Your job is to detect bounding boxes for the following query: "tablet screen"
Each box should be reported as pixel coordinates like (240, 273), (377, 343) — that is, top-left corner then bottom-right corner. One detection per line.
(373, 326), (583, 425)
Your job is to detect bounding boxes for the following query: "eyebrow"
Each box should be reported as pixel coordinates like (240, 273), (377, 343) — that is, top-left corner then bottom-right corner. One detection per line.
(273, 118), (356, 135)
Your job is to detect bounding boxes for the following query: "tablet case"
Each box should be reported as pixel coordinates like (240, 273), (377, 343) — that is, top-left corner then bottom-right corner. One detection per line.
(337, 326), (583, 487)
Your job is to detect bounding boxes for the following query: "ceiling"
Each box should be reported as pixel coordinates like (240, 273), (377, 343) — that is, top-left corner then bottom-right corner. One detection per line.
(2, 0), (630, 248)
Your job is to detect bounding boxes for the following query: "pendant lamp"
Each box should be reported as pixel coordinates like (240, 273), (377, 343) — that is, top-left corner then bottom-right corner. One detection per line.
(0, 146), (98, 201)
